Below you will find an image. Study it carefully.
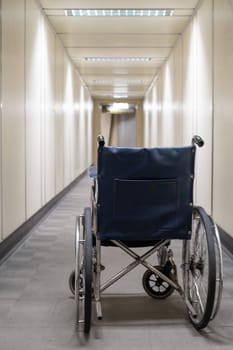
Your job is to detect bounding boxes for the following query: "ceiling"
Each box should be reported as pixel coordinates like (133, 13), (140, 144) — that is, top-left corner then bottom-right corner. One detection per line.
(40, 0), (200, 100)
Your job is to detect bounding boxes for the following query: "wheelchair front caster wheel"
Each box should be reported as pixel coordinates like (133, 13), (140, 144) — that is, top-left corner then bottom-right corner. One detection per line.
(142, 266), (174, 299)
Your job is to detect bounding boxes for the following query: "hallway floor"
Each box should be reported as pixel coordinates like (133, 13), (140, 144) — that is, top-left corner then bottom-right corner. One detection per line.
(0, 175), (233, 350)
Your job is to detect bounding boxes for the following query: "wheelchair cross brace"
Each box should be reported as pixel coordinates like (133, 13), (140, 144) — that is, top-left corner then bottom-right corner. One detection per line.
(94, 238), (197, 320)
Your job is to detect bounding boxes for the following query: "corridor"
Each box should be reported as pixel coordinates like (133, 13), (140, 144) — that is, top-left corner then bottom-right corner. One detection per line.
(0, 175), (232, 349)
(1, 0), (233, 348)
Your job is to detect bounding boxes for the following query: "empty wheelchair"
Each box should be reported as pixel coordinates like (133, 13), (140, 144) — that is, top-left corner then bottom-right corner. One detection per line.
(69, 135), (223, 333)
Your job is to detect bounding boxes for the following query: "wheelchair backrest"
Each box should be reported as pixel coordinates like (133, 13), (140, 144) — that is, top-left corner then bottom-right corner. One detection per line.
(97, 144), (196, 242)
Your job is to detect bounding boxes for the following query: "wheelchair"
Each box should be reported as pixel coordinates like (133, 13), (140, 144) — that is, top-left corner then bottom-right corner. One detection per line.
(69, 135), (223, 334)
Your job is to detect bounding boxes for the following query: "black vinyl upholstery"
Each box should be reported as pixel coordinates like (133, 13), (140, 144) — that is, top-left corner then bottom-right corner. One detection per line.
(97, 145), (195, 242)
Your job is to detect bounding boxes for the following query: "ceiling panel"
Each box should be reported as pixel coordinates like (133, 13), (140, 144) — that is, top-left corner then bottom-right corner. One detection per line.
(49, 16), (189, 34)
(41, 0), (199, 10)
(59, 34), (179, 48)
(67, 47), (171, 58)
(39, 0), (200, 99)
(77, 67), (159, 76)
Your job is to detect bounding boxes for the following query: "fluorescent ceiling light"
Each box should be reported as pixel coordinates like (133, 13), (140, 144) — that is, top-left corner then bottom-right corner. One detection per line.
(65, 9), (174, 17)
(101, 103), (136, 114)
(113, 95), (129, 99)
(83, 57), (152, 62)
(93, 79), (144, 84)
(112, 103), (129, 109)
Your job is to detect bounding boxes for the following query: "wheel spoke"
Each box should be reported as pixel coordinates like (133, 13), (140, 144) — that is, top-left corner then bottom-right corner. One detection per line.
(192, 276), (205, 313)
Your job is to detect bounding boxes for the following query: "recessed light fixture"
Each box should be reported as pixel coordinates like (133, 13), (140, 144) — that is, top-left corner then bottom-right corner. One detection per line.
(65, 9), (174, 17)
(93, 79), (144, 84)
(101, 103), (137, 114)
(83, 57), (152, 62)
(113, 95), (129, 99)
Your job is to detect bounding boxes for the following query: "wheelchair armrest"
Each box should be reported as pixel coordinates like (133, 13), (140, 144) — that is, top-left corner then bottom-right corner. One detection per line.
(88, 165), (97, 179)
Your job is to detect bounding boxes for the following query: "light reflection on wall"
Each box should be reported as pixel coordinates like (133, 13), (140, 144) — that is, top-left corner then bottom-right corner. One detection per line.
(143, 0), (213, 213)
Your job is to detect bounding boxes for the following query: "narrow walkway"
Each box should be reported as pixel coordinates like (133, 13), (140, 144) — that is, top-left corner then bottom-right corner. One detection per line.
(0, 176), (232, 349)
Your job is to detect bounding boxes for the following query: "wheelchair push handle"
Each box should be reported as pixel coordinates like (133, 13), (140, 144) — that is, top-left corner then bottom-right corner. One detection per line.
(192, 135), (204, 147)
(98, 135), (105, 147)
(97, 134), (204, 148)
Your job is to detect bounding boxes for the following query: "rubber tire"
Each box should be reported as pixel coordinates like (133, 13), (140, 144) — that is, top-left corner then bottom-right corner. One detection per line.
(69, 270), (75, 295)
(187, 207), (216, 329)
(83, 207), (93, 334)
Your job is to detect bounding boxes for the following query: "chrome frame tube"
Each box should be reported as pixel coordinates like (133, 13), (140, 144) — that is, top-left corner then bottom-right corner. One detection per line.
(113, 240), (180, 290)
(75, 215), (84, 327)
(95, 238), (102, 319)
(182, 227), (198, 318)
(100, 239), (182, 293)
(183, 240), (190, 301)
(112, 239), (169, 260)
(100, 259), (141, 293)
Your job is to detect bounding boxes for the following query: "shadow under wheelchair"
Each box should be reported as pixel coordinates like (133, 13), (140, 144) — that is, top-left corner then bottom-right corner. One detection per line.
(93, 293), (187, 326)
(90, 293), (233, 348)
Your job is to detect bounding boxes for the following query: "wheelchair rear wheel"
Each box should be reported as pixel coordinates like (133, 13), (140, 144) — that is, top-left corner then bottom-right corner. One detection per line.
(208, 216), (223, 321)
(75, 208), (93, 334)
(184, 207), (216, 329)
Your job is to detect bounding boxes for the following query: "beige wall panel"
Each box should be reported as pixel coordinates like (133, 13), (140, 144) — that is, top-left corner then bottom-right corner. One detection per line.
(79, 86), (87, 172)
(73, 75), (81, 175)
(63, 61), (83, 185)
(150, 86), (160, 147)
(156, 78), (163, 147)
(43, 20), (56, 203)
(0, 0), (93, 244)
(84, 98), (89, 168)
(55, 38), (65, 194)
(213, 0), (233, 234)
(195, 0), (212, 213)
(84, 89), (93, 166)
(87, 101), (93, 165)
(182, 21), (196, 146)
(63, 58), (74, 186)
(100, 113), (112, 145)
(161, 57), (176, 146)
(0, 12), (2, 240)
(25, 0), (43, 218)
(1, 0), (26, 237)
(70, 67), (76, 180)
(143, 99), (150, 148)
(173, 39), (183, 146)
(143, 0), (212, 212)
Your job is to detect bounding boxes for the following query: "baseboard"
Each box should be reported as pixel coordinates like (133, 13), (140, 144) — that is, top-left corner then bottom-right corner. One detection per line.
(0, 170), (87, 265)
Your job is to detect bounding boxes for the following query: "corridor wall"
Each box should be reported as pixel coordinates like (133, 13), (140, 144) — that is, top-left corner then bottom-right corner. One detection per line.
(143, 0), (213, 214)
(0, 0), (93, 241)
(213, 0), (233, 237)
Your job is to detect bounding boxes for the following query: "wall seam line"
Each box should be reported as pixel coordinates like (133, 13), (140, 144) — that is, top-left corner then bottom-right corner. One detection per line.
(211, 0), (215, 217)
(24, 0), (27, 221)
(0, 0), (3, 241)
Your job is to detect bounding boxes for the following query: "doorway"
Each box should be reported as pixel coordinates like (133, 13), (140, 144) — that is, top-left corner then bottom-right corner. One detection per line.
(100, 103), (137, 147)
